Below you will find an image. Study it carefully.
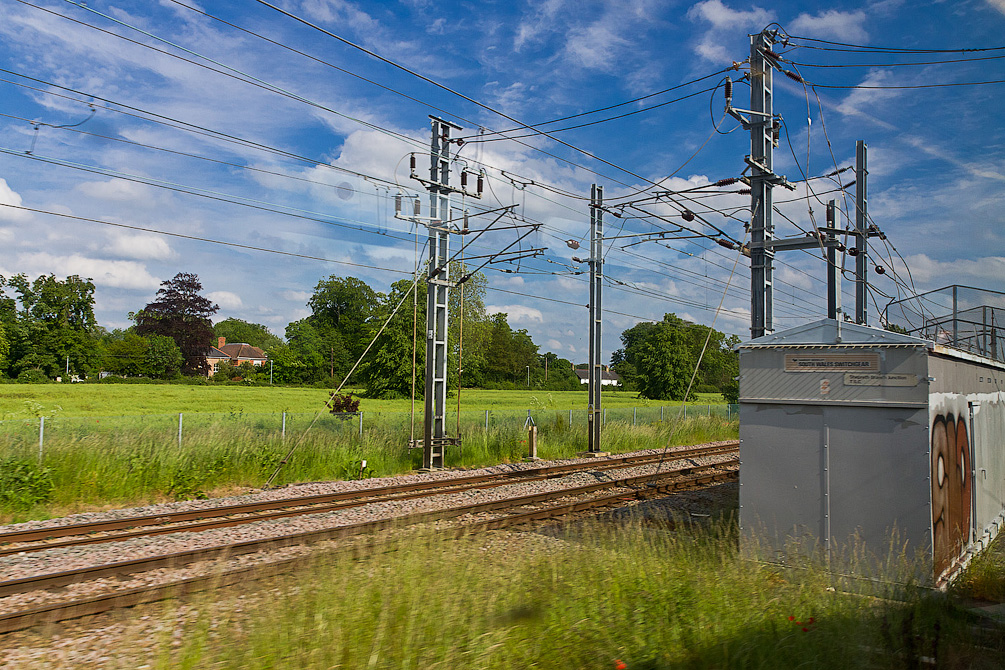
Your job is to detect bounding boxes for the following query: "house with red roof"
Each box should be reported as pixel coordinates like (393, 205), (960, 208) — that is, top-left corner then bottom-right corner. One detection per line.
(206, 337), (268, 376)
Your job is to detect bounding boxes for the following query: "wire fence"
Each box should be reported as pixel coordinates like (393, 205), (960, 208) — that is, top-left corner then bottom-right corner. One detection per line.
(1, 405), (739, 461)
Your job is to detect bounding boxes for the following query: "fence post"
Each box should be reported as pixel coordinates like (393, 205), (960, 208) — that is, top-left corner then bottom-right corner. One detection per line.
(485, 410), (489, 431)
(661, 406), (664, 422)
(359, 411), (363, 439)
(38, 416), (44, 464)
(708, 404), (711, 417)
(282, 411), (287, 441)
(727, 405), (731, 421)
(569, 409), (573, 425)
(603, 408), (606, 425)
(633, 407), (636, 426)
(178, 412), (183, 448)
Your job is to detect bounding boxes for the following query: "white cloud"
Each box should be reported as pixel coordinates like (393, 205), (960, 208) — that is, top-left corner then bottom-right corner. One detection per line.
(0, 178), (29, 222)
(790, 10), (867, 42)
(17, 253), (161, 289)
(493, 274), (525, 287)
(896, 254), (1005, 286)
(691, 0), (767, 28)
(988, 0), (1005, 15)
(486, 304), (545, 323)
(687, 0), (772, 29)
(282, 290), (313, 302)
(206, 291), (243, 310)
(835, 71), (902, 120)
(76, 178), (158, 203)
(687, 0), (774, 63)
(564, 23), (631, 70)
(104, 233), (176, 260)
(514, 0), (564, 51)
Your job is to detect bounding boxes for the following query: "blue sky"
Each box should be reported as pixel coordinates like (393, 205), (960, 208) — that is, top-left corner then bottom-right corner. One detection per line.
(0, 0), (1003, 363)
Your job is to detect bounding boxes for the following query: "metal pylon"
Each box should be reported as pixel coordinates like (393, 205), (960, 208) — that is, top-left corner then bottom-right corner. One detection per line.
(422, 116), (459, 470)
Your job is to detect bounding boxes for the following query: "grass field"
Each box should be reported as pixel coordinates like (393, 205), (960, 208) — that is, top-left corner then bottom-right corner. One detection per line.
(150, 517), (1003, 669)
(0, 383), (738, 522)
(0, 383), (726, 418)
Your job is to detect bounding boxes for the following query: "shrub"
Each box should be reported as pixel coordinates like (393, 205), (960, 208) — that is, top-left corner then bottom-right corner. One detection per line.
(327, 392), (360, 417)
(16, 369), (49, 384)
(0, 458), (55, 509)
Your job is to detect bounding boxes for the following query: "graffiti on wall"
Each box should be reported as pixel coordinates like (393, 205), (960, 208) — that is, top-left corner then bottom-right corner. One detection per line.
(930, 411), (972, 576)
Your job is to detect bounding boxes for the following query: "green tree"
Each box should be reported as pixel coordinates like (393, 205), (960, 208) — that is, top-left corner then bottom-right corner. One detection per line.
(100, 330), (183, 379)
(483, 312), (540, 385)
(449, 263), (490, 388)
(237, 360), (259, 381)
(283, 319), (328, 384)
(134, 273), (218, 375)
(2, 274), (99, 379)
(308, 276), (382, 358)
(538, 352), (581, 390)
(636, 321), (696, 400)
(614, 313), (738, 400)
(264, 343), (305, 384)
(215, 360), (237, 381)
(0, 323), (9, 375)
(214, 318), (282, 350)
(101, 331), (148, 377)
(359, 277), (426, 398)
(144, 334), (184, 379)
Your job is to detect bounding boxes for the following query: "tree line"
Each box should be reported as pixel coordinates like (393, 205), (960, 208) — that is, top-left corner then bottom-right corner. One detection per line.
(0, 271), (738, 401)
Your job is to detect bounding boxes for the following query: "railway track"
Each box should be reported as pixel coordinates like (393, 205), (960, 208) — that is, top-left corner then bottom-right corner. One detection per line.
(0, 444), (738, 634)
(0, 442), (737, 556)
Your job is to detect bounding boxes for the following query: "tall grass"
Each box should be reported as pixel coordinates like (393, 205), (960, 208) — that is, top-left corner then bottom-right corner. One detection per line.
(153, 515), (999, 670)
(0, 410), (738, 522)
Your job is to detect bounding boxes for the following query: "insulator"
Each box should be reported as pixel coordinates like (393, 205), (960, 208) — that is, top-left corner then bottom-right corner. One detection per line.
(477, 174), (484, 195)
(413, 198), (421, 216)
(461, 171), (468, 188)
(837, 243), (846, 252)
(409, 154), (416, 170)
(724, 79), (732, 100)
(681, 209), (695, 222)
(875, 266), (886, 275)
(848, 247), (859, 257)
(764, 48), (781, 60)
(609, 208), (622, 218)
(715, 238), (736, 250)
(739, 188), (751, 195)
(455, 138), (464, 146)
(394, 193), (402, 214)
(714, 177), (739, 187)
(463, 209), (469, 232)
(784, 70), (803, 83)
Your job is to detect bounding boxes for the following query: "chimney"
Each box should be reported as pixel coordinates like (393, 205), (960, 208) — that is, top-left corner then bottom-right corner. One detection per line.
(218, 337), (226, 349)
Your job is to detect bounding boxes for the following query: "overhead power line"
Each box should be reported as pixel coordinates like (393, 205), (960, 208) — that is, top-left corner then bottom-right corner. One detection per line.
(783, 34), (1005, 54)
(0, 203), (411, 274)
(250, 0), (723, 198)
(783, 54), (1005, 68)
(0, 203), (607, 314)
(810, 79), (1005, 90)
